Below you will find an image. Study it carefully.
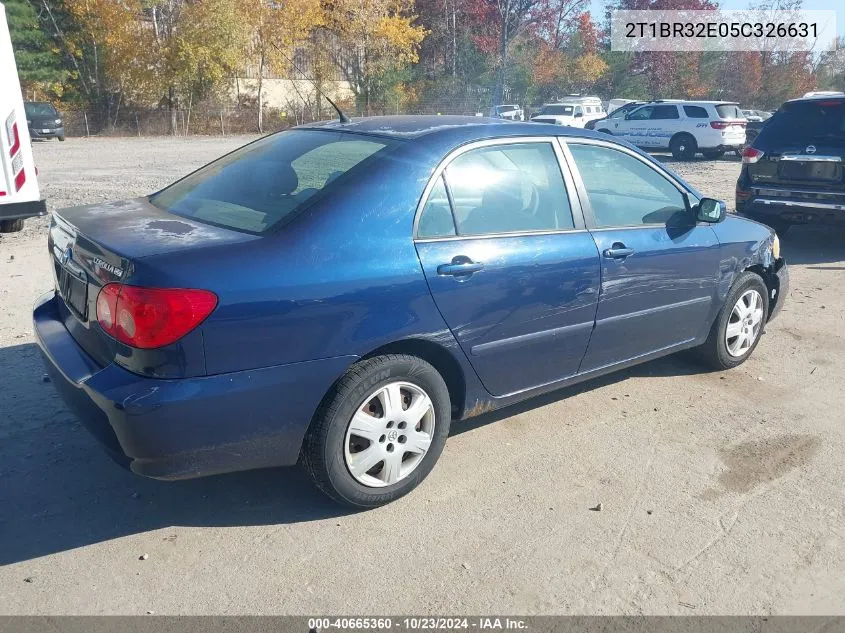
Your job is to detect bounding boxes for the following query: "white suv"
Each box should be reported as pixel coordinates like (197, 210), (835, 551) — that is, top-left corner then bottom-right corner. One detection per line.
(594, 101), (746, 160)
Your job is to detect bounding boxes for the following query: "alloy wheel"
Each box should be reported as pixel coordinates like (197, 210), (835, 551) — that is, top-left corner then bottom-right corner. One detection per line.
(344, 381), (436, 487)
(725, 289), (764, 357)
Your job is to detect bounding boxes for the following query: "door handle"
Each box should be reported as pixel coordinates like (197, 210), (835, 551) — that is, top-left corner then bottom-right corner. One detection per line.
(603, 243), (635, 259)
(437, 257), (484, 277)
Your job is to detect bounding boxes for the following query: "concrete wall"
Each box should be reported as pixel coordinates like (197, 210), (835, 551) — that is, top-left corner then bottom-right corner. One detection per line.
(230, 77), (355, 110)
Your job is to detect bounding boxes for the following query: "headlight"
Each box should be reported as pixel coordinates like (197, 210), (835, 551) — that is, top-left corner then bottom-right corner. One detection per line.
(55, 118), (62, 125)
(772, 234), (780, 260)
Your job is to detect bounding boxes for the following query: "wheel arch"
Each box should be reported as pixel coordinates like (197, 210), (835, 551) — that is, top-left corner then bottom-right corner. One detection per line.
(670, 131), (696, 146)
(360, 338), (467, 419)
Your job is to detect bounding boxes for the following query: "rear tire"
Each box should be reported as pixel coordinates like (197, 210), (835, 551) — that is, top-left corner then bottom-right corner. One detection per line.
(0, 218), (24, 233)
(302, 354), (451, 508)
(670, 133), (697, 160)
(694, 272), (769, 370)
(58, 136), (66, 142)
(701, 149), (724, 160)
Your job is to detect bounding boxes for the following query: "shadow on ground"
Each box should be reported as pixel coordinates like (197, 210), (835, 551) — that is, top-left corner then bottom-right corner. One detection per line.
(0, 340), (714, 566)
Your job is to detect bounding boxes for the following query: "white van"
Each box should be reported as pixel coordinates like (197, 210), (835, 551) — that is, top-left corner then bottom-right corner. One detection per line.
(530, 96), (605, 128)
(0, 4), (46, 232)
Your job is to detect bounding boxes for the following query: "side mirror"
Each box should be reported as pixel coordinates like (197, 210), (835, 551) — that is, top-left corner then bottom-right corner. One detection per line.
(696, 198), (726, 223)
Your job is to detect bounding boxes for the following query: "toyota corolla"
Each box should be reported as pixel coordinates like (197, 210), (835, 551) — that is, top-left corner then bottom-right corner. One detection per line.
(34, 116), (788, 507)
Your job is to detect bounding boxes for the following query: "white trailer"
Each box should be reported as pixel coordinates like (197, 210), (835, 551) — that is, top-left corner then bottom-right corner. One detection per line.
(0, 3), (46, 232)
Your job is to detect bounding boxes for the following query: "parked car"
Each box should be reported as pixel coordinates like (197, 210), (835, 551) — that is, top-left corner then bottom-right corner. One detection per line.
(737, 94), (845, 235)
(530, 96), (605, 127)
(585, 100), (646, 130)
(742, 109), (763, 122)
(599, 100), (747, 160)
(489, 104), (524, 121)
(24, 101), (65, 141)
(744, 119), (766, 146)
(35, 115), (787, 507)
(0, 4), (46, 233)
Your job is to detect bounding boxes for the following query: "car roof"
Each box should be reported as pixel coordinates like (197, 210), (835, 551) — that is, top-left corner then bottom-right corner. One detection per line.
(301, 115), (611, 143)
(785, 94), (845, 105)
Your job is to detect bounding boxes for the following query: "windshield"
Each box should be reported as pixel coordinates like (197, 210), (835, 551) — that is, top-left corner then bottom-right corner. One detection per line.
(150, 130), (398, 234)
(609, 103), (637, 119)
(25, 102), (57, 116)
(758, 101), (845, 146)
(541, 105), (574, 116)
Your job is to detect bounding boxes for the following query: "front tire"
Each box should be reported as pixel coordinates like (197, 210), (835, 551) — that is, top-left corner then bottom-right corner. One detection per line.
(670, 133), (697, 160)
(58, 136), (66, 142)
(303, 354), (451, 508)
(695, 272), (769, 370)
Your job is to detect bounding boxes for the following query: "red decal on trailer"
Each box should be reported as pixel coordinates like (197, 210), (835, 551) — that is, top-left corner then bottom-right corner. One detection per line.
(9, 121), (20, 157)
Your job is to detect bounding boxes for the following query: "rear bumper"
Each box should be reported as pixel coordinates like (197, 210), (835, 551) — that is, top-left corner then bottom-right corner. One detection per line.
(0, 199), (47, 222)
(34, 291), (355, 480)
(738, 197), (845, 226)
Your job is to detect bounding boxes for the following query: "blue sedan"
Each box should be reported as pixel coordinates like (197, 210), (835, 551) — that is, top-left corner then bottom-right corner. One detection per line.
(35, 116), (788, 507)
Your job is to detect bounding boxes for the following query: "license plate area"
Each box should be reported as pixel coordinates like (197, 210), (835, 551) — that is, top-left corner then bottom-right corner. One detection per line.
(778, 160), (841, 183)
(58, 262), (89, 319)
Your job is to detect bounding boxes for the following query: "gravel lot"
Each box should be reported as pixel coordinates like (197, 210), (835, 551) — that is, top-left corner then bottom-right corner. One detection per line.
(1, 136), (844, 615)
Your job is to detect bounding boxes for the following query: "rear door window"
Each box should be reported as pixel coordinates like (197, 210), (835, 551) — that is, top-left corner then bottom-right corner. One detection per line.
(684, 105), (709, 118)
(150, 130), (396, 234)
(438, 142), (574, 236)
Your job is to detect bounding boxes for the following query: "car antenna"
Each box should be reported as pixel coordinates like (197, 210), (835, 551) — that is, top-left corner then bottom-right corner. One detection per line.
(269, 41), (350, 124)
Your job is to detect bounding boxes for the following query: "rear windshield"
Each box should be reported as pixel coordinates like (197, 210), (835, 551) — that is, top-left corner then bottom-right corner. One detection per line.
(150, 130), (397, 233)
(541, 105), (574, 115)
(758, 100), (845, 146)
(715, 104), (742, 119)
(25, 102), (57, 116)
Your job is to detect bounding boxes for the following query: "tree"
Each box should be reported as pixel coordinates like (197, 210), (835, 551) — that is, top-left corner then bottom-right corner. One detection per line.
(323, 0), (427, 114)
(466, 0), (547, 105)
(4, 0), (68, 98)
(238, 0), (324, 132)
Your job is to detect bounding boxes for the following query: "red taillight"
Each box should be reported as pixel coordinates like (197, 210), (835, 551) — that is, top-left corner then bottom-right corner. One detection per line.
(96, 284), (217, 349)
(742, 146), (763, 164)
(710, 121), (729, 129)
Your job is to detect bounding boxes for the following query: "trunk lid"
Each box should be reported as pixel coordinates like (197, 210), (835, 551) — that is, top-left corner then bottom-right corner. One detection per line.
(49, 197), (257, 366)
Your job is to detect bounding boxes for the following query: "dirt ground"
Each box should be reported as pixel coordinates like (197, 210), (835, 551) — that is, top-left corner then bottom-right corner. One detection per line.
(1, 136), (844, 615)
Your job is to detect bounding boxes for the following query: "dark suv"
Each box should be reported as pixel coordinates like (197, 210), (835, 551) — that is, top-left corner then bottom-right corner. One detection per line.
(24, 101), (65, 141)
(736, 95), (845, 235)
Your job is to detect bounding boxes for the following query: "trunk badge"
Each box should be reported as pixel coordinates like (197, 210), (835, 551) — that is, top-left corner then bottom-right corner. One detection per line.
(805, 145), (817, 154)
